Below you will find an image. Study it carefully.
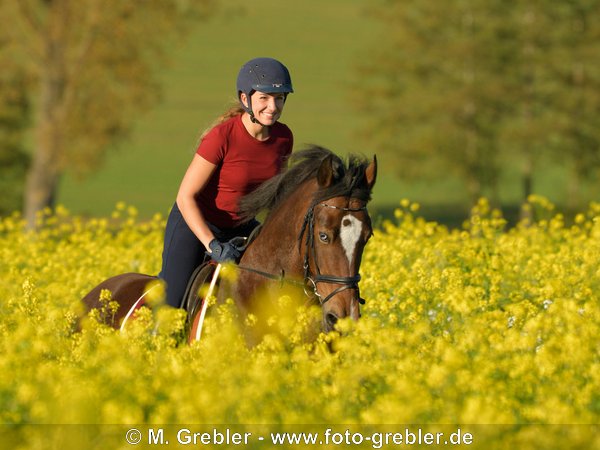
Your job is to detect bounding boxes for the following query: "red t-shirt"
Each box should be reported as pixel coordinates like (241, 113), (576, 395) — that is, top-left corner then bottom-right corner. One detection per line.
(196, 114), (293, 228)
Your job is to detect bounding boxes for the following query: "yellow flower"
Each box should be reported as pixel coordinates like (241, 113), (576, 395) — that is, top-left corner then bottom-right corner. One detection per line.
(0, 198), (598, 438)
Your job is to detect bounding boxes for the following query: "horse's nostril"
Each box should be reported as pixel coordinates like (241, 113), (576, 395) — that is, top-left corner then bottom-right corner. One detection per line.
(325, 312), (338, 328)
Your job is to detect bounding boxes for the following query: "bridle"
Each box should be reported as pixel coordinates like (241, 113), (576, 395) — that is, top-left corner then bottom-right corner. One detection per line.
(236, 197), (368, 306)
(298, 201), (366, 306)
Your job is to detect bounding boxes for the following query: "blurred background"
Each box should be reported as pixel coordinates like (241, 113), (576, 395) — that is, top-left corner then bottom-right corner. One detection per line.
(1, 0), (599, 228)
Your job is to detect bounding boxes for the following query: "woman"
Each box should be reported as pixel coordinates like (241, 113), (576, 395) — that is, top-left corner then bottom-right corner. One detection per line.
(159, 57), (294, 308)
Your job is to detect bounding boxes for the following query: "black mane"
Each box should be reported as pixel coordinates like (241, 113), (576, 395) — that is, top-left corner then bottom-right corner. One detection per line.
(238, 145), (373, 223)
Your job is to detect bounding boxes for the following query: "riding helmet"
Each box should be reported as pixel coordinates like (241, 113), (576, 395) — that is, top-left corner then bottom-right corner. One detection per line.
(236, 57), (293, 116)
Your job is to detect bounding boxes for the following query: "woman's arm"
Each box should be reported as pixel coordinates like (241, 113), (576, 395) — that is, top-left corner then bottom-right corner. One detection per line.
(176, 154), (217, 249)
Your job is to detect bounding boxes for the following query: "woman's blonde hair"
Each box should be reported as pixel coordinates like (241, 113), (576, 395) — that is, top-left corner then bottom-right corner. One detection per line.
(198, 102), (245, 141)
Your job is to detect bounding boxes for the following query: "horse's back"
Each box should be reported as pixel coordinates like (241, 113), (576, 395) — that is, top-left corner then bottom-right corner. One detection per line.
(82, 273), (157, 328)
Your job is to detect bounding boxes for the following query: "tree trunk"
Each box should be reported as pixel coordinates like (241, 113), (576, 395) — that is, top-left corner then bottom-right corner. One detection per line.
(519, 155), (534, 223)
(24, 143), (61, 228)
(467, 176), (482, 206)
(23, 33), (66, 229)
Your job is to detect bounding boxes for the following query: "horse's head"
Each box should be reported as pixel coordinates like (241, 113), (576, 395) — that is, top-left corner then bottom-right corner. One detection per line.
(302, 153), (377, 332)
(236, 146), (377, 336)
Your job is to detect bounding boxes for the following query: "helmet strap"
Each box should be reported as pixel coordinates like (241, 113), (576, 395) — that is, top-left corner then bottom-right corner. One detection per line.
(241, 91), (287, 128)
(249, 114), (262, 125)
(243, 94), (269, 127)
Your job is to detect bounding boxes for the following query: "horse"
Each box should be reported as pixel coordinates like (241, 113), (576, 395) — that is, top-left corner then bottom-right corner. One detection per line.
(82, 145), (377, 336)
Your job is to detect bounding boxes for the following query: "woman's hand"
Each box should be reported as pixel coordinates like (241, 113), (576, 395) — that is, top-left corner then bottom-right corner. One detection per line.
(207, 239), (241, 263)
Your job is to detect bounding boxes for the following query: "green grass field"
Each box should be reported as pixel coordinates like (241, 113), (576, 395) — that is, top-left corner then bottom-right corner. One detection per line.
(56, 0), (594, 224)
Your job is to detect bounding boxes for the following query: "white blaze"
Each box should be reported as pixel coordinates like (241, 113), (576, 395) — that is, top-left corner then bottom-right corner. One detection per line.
(340, 214), (363, 265)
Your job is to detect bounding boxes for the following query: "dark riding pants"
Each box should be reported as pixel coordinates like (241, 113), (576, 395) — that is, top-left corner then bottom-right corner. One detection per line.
(158, 203), (258, 308)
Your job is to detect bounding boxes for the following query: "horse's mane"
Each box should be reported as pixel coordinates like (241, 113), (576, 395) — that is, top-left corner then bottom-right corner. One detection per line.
(238, 145), (373, 223)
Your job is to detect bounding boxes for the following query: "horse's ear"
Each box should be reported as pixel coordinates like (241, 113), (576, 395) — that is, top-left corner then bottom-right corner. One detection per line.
(365, 155), (377, 190)
(317, 155), (335, 188)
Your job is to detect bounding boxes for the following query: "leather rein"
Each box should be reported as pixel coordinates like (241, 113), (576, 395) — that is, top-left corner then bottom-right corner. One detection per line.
(236, 199), (367, 306)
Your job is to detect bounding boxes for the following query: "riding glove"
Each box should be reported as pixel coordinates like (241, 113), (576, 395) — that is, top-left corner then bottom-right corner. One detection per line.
(207, 239), (241, 263)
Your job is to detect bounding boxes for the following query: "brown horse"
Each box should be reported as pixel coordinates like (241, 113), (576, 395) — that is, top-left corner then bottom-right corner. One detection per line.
(82, 146), (376, 335)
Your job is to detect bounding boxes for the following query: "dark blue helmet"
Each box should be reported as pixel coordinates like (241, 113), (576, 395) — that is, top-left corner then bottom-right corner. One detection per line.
(236, 57), (293, 114)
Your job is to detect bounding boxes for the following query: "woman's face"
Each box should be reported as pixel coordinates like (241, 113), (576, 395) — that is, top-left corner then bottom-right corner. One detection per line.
(242, 91), (286, 126)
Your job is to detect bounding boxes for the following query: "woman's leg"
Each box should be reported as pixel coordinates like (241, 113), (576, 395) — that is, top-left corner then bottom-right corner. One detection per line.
(159, 204), (206, 308)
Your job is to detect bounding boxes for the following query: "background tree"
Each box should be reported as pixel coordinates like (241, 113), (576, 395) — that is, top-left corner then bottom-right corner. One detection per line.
(504, 1), (600, 208)
(353, 1), (510, 204)
(354, 0), (600, 209)
(0, 0), (215, 227)
(497, 1), (600, 211)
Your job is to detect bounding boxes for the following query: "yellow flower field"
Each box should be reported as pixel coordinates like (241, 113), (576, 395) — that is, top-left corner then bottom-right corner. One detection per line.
(1, 198), (599, 449)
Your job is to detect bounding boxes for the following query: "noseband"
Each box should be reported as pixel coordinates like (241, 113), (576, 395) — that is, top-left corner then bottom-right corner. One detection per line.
(298, 201), (366, 306)
(235, 198), (367, 306)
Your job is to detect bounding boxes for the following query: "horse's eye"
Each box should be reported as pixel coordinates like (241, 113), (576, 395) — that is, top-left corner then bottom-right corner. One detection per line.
(318, 232), (329, 243)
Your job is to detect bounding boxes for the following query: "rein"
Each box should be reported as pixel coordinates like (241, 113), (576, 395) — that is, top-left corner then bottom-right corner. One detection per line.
(236, 198), (367, 306)
(234, 264), (304, 288)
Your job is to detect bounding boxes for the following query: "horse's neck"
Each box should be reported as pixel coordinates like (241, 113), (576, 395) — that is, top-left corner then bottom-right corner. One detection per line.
(241, 181), (316, 276)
